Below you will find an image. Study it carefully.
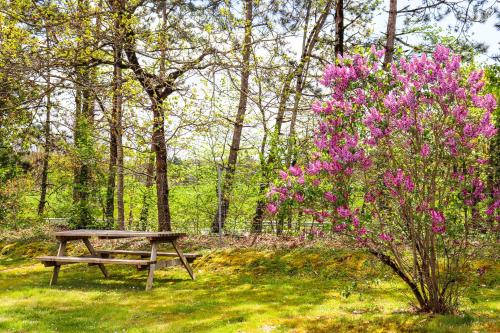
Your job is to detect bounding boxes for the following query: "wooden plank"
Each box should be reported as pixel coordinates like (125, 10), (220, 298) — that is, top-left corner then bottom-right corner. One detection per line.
(83, 238), (109, 278)
(172, 240), (195, 280)
(96, 249), (201, 260)
(50, 240), (66, 286)
(145, 241), (158, 291)
(38, 256), (154, 265)
(54, 230), (185, 239)
(55, 236), (90, 241)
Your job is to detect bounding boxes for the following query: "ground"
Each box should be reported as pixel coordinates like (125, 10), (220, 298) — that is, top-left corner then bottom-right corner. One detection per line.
(0, 239), (498, 333)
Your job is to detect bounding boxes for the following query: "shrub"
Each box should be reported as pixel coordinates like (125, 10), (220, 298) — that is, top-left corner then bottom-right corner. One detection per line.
(267, 46), (498, 313)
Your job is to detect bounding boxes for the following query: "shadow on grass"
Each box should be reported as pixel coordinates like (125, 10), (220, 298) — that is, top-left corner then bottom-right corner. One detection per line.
(0, 249), (498, 333)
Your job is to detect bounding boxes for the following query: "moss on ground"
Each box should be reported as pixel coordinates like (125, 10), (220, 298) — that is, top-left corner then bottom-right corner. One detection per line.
(0, 242), (498, 332)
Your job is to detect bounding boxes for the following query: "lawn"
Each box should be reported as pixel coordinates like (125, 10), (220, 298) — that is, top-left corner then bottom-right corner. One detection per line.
(0, 241), (498, 333)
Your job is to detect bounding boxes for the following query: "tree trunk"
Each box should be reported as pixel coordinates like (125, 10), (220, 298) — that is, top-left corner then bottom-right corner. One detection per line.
(139, 145), (155, 230)
(334, 0), (344, 56)
(211, 0), (253, 233)
(104, 117), (117, 227)
(152, 99), (171, 231)
(71, 0), (96, 228)
(286, 0), (332, 168)
(252, 69), (294, 233)
(116, 84), (124, 230)
(369, 249), (427, 311)
(114, 0), (125, 230)
(123, 0), (211, 232)
(383, 0), (397, 67)
(72, 69), (95, 228)
(38, 27), (51, 216)
(104, 0), (125, 229)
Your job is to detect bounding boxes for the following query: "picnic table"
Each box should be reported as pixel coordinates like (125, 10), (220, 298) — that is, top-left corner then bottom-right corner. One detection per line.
(37, 230), (200, 291)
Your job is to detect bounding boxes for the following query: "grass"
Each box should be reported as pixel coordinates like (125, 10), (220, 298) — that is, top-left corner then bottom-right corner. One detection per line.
(0, 242), (498, 333)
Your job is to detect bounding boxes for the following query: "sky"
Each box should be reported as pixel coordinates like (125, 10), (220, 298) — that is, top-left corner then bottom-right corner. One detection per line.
(373, 0), (499, 63)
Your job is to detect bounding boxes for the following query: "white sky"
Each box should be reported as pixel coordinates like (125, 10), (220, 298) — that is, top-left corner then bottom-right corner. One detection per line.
(373, 0), (499, 63)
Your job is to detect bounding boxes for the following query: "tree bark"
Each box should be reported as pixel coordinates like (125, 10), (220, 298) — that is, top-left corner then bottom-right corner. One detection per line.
(72, 68), (95, 228)
(211, 0), (253, 233)
(104, 113), (117, 226)
(152, 99), (171, 231)
(139, 144), (155, 230)
(286, 0), (333, 168)
(369, 249), (427, 311)
(114, 0), (125, 230)
(334, 0), (344, 57)
(252, 69), (294, 233)
(38, 27), (51, 216)
(383, 0), (398, 67)
(123, 3), (211, 231)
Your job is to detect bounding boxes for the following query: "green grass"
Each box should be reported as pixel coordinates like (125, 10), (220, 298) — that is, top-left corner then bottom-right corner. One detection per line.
(0, 244), (498, 332)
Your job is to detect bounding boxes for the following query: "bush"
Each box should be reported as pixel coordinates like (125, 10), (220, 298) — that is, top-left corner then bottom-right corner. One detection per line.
(268, 46), (498, 313)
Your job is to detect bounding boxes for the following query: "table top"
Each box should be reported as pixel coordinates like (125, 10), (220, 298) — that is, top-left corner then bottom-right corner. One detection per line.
(55, 229), (186, 239)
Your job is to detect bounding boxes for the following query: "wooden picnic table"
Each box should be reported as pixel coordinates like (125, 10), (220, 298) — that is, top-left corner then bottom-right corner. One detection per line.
(37, 230), (200, 291)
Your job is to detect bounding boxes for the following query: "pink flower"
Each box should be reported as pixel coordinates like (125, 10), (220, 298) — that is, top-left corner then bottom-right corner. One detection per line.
(429, 209), (446, 234)
(351, 215), (360, 227)
(404, 176), (415, 192)
(358, 226), (368, 235)
(266, 203), (278, 215)
(306, 160), (322, 175)
(324, 191), (337, 203)
(433, 44), (450, 63)
(279, 170), (288, 180)
(486, 199), (499, 215)
(420, 143), (430, 158)
(337, 206), (351, 218)
(379, 233), (392, 242)
(334, 223), (347, 232)
(289, 165), (303, 177)
(294, 193), (304, 203)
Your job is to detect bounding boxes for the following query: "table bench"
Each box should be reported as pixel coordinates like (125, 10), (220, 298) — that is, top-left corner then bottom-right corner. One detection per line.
(37, 230), (200, 290)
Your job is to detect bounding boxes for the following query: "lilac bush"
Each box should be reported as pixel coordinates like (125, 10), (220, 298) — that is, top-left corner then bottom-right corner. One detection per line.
(267, 46), (498, 313)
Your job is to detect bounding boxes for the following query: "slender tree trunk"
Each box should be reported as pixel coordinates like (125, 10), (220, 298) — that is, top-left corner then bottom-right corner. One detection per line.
(71, 0), (96, 228)
(152, 99), (171, 231)
(383, 0), (397, 66)
(123, 1), (211, 232)
(73, 83), (82, 204)
(113, 0), (125, 230)
(116, 133), (125, 230)
(103, 0), (125, 229)
(73, 68), (95, 227)
(369, 249), (427, 310)
(105, 119), (117, 226)
(252, 69), (294, 233)
(128, 201), (134, 229)
(140, 145), (155, 230)
(116, 84), (124, 230)
(211, 0), (253, 233)
(38, 97), (51, 216)
(286, 0), (332, 168)
(38, 27), (51, 216)
(334, 0), (344, 56)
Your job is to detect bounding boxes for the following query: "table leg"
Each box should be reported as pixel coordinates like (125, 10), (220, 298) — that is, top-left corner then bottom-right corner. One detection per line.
(145, 241), (158, 291)
(50, 240), (67, 286)
(172, 240), (195, 280)
(83, 238), (109, 278)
